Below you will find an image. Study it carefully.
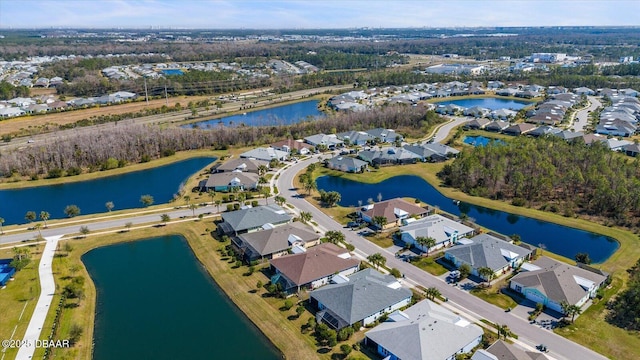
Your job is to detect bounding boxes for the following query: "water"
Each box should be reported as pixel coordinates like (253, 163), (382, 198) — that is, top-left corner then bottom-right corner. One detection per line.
(0, 157), (215, 225)
(435, 97), (531, 110)
(83, 235), (281, 360)
(161, 69), (184, 76)
(316, 175), (618, 263)
(463, 136), (505, 147)
(184, 100), (324, 128)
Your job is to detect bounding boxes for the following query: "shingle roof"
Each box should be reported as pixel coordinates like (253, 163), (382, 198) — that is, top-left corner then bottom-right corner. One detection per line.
(366, 300), (483, 360)
(327, 156), (368, 169)
(475, 340), (549, 360)
(445, 234), (532, 271)
(240, 147), (288, 161)
(215, 158), (269, 173)
(238, 222), (319, 257)
(510, 257), (607, 305)
(270, 243), (360, 286)
(401, 215), (474, 244)
(361, 198), (428, 224)
(310, 269), (412, 328)
(205, 172), (258, 188)
(220, 205), (291, 233)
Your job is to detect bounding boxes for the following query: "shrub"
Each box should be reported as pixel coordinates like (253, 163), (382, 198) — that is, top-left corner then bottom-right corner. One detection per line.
(251, 200), (259, 207)
(283, 299), (294, 311)
(337, 326), (354, 341)
(389, 268), (402, 278)
(511, 197), (525, 207)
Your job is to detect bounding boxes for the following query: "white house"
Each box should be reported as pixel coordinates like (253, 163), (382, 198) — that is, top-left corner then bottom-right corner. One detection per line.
(400, 215), (475, 253)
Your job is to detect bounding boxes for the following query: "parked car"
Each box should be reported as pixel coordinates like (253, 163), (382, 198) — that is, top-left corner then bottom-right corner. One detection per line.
(537, 344), (549, 353)
(347, 221), (360, 228)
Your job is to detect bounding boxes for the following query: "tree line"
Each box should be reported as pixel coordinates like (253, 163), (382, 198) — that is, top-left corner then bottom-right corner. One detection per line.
(606, 257), (640, 330)
(439, 136), (640, 226)
(0, 104), (445, 179)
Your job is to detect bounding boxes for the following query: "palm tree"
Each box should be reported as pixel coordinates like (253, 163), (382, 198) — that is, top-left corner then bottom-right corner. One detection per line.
(302, 176), (317, 195)
(415, 236), (436, 255)
(208, 190), (216, 205)
(372, 215), (387, 232)
(274, 196), (286, 206)
(25, 211), (36, 223)
(497, 324), (510, 340)
(478, 267), (495, 285)
(33, 223), (43, 237)
(367, 253), (386, 270)
(215, 200), (222, 212)
(124, 222), (133, 232)
(0, 217), (4, 234)
(160, 214), (171, 225)
(261, 187), (271, 204)
(39, 211), (50, 228)
(189, 204), (198, 217)
(105, 201), (115, 212)
(79, 225), (90, 238)
(566, 304), (582, 323)
(257, 164), (269, 176)
(425, 287), (441, 300)
(183, 195), (191, 206)
(300, 211), (312, 224)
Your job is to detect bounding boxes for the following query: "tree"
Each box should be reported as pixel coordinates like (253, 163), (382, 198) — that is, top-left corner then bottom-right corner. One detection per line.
(140, 194), (154, 207)
(300, 211), (312, 224)
(565, 303), (582, 323)
(340, 344), (352, 357)
(69, 323), (83, 345)
(208, 190), (216, 204)
(33, 223), (43, 238)
(319, 190), (341, 207)
(257, 164), (269, 176)
(160, 214), (170, 225)
(261, 186), (271, 203)
(415, 236), (436, 255)
(274, 195), (286, 206)
(296, 305), (305, 318)
(79, 226), (90, 238)
(11, 246), (31, 270)
(575, 252), (592, 265)
(64, 205), (81, 218)
(124, 222), (133, 232)
(367, 253), (386, 270)
(459, 263), (472, 280)
(39, 211), (50, 228)
(372, 215), (387, 232)
(497, 324), (510, 340)
(302, 176), (317, 195)
(25, 211), (36, 223)
(324, 230), (345, 245)
(215, 199), (222, 212)
(478, 266), (495, 285)
(183, 195), (191, 206)
(0, 217), (4, 234)
(189, 203), (198, 217)
(105, 201), (114, 212)
(425, 287), (441, 300)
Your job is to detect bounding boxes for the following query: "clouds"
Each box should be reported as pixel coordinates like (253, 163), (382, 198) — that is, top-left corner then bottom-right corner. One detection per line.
(0, 0), (638, 28)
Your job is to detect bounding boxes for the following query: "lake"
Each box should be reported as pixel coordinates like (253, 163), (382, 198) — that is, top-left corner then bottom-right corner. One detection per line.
(83, 235), (281, 360)
(0, 157), (215, 225)
(185, 100), (324, 129)
(316, 175), (618, 263)
(463, 136), (505, 147)
(435, 97), (531, 110)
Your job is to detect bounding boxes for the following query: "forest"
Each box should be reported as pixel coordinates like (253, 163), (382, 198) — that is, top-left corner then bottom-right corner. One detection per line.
(438, 136), (640, 226)
(606, 258), (640, 330)
(0, 104), (444, 178)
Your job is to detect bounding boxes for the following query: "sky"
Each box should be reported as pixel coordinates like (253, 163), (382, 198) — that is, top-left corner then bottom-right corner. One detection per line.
(0, 0), (639, 29)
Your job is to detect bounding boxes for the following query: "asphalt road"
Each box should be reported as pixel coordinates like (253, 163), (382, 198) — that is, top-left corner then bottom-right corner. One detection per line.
(276, 156), (608, 360)
(572, 96), (601, 132)
(433, 116), (470, 143)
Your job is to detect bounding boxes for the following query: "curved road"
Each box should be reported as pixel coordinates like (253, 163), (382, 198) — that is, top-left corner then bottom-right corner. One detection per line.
(571, 96), (601, 132)
(276, 156), (607, 360)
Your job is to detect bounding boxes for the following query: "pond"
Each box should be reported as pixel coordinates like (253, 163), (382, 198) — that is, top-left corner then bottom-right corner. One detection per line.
(435, 97), (531, 110)
(316, 175), (618, 263)
(83, 235), (281, 360)
(0, 157), (215, 225)
(184, 100), (324, 129)
(463, 136), (505, 147)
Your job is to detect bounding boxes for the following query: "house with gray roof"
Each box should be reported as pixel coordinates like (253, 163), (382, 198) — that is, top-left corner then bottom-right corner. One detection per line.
(200, 172), (259, 192)
(403, 143), (459, 163)
(240, 147), (288, 162)
(326, 156), (368, 173)
(358, 147), (421, 166)
(310, 268), (412, 329)
(214, 158), (269, 174)
(270, 243), (360, 293)
(509, 257), (607, 314)
(400, 215), (475, 253)
(444, 234), (533, 280)
(219, 205), (291, 235)
(573, 87), (595, 96)
(365, 128), (402, 143)
(304, 133), (344, 149)
(528, 125), (560, 137)
(623, 142), (640, 157)
(489, 109), (517, 121)
(596, 119), (637, 137)
(485, 120), (510, 132)
(234, 222), (320, 262)
(463, 106), (490, 118)
(336, 130), (375, 146)
(465, 118), (491, 130)
(472, 340), (549, 360)
(365, 300), (483, 360)
(503, 123), (537, 136)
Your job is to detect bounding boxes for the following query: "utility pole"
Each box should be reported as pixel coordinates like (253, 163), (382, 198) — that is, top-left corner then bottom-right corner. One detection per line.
(144, 76), (149, 105)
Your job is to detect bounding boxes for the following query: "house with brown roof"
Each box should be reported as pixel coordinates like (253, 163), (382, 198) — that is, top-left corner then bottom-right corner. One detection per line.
(503, 123), (537, 136)
(270, 139), (313, 155)
(270, 243), (360, 293)
(472, 340), (549, 360)
(234, 222), (320, 262)
(509, 257), (607, 314)
(359, 198), (430, 230)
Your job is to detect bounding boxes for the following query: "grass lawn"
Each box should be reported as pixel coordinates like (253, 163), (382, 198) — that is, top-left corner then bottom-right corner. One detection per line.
(469, 279), (519, 310)
(409, 255), (449, 276)
(362, 232), (394, 248)
(0, 244), (42, 360)
(35, 219), (372, 360)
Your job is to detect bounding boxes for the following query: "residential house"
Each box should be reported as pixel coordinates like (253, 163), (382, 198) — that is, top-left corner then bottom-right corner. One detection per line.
(218, 205), (292, 235)
(487, 81), (505, 89)
(528, 126), (560, 137)
(465, 118), (491, 130)
(436, 104), (464, 115)
(239, 147), (288, 162)
(403, 143), (459, 162)
(270, 139), (313, 155)
(358, 147), (421, 166)
(234, 222), (320, 262)
(0, 107), (25, 118)
(553, 130), (584, 141)
(336, 130), (375, 146)
(463, 106), (490, 118)
(200, 172), (259, 192)
(503, 123), (537, 136)
(326, 156), (368, 173)
(444, 234), (533, 280)
(365, 128), (402, 143)
(573, 87), (595, 96)
(365, 300), (484, 360)
(359, 198), (430, 230)
(620, 88), (639, 97)
(485, 120), (510, 132)
(509, 257), (608, 314)
(603, 138), (631, 151)
(489, 109), (517, 121)
(304, 133), (344, 149)
(596, 119), (637, 137)
(214, 158), (269, 174)
(623, 143), (640, 157)
(310, 268), (412, 329)
(472, 340), (549, 360)
(270, 243), (360, 293)
(400, 215), (475, 253)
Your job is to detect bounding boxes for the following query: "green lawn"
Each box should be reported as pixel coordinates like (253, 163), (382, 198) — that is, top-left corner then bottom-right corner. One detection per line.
(409, 255), (449, 276)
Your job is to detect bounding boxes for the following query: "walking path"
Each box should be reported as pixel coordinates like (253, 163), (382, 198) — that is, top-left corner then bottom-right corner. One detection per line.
(15, 235), (63, 360)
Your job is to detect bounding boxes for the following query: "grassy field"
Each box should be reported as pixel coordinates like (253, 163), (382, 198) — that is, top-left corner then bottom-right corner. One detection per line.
(409, 256), (449, 276)
(32, 220), (372, 360)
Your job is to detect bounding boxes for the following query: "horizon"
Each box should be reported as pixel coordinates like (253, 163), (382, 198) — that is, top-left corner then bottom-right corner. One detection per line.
(0, 0), (639, 29)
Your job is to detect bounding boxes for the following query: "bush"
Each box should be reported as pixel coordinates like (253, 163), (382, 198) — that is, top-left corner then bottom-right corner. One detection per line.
(340, 344), (352, 356)
(47, 168), (63, 178)
(337, 326), (354, 341)
(389, 268), (402, 278)
(283, 299), (294, 311)
(226, 204), (234, 212)
(251, 200), (259, 207)
(66, 167), (82, 176)
(511, 197), (525, 207)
